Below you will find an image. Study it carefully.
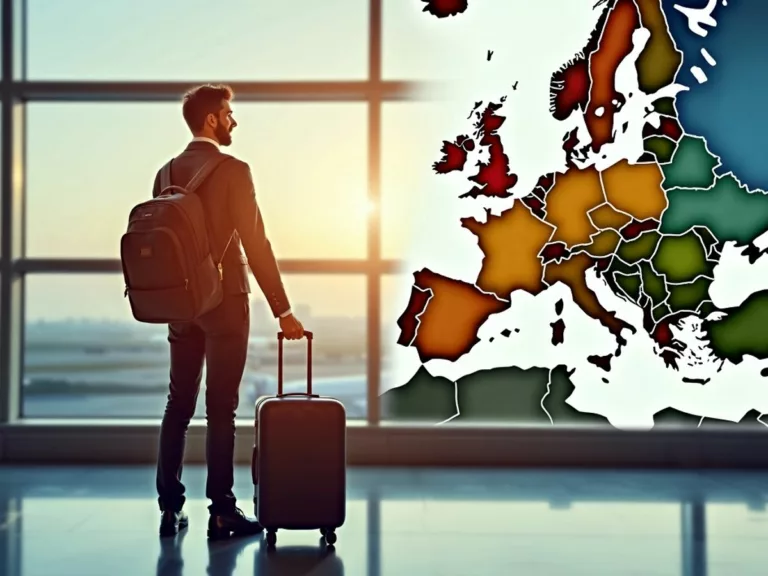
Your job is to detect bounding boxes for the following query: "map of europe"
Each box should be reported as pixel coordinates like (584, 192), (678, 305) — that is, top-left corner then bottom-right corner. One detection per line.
(381, 0), (768, 429)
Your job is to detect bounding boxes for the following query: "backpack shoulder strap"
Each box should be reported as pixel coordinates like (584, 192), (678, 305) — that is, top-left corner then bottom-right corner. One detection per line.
(185, 154), (232, 195)
(184, 154), (237, 263)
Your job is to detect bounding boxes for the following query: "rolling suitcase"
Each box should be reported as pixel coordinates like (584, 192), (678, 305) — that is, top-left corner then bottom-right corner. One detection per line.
(251, 330), (347, 548)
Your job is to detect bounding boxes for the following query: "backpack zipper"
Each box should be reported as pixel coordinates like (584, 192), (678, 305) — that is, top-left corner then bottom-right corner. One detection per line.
(156, 198), (202, 261)
(156, 226), (190, 291)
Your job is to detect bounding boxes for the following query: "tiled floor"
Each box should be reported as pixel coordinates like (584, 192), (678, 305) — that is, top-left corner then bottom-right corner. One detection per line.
(0, 465), (766, 575)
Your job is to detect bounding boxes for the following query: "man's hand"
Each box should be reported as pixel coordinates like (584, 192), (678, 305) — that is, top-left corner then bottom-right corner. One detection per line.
(279, 314), (305, 340)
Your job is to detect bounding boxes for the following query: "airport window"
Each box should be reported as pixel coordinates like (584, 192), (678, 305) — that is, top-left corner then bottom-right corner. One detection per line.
(379, 273), (414, 421)
(1, 0), (420, 427)
(25, 0), (369, 81)
(380, 102), (451, 260)
(22, 273), (368, 420)
(245, 274), (368, 421)
(26, 102), (369, 260)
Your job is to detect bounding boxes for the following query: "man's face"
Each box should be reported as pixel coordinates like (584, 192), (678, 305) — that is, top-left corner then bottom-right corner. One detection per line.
(212, 99), (237, 146)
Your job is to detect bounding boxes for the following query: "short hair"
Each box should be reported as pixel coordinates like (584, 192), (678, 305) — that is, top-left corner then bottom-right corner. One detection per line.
(181, 84), (233, 132)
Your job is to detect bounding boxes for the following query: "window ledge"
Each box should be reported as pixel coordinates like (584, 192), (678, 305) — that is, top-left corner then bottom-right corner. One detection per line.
(2, 420), (768, 468)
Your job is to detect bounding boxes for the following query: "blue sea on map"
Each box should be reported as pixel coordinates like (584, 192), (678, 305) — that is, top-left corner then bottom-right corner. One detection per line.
(662, 0), (768, 192)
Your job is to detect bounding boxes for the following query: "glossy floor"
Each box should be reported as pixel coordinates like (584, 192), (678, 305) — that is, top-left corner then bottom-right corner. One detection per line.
(0, 465), (766, 575)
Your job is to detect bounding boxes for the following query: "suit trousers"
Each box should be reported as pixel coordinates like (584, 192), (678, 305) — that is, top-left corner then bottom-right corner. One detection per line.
(156, 293), (250, 514)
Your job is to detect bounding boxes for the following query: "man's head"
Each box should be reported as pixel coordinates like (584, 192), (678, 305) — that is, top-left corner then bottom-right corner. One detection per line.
(181, 84), (238, 146)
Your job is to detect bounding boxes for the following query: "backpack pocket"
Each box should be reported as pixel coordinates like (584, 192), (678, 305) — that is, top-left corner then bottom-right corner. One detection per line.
(121, 227), (188, 291)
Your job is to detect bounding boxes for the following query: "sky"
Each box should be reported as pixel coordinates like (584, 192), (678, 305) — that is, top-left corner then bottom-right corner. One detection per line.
(21, 0), (598, 325)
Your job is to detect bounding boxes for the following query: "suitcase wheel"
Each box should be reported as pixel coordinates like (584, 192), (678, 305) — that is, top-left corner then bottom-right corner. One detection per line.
(324, 529), (337, 546)
(266, 529), (277, 547)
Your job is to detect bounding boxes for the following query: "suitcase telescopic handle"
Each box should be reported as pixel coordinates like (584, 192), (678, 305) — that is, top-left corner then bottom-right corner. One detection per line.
(277, 330), (314, 396)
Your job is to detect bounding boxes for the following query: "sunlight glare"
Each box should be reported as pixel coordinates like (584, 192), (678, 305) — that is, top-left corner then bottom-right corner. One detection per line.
(359, 198), (378, 218)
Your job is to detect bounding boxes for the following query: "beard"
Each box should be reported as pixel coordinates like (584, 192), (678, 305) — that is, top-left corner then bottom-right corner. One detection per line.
(214, 123), (233, 146)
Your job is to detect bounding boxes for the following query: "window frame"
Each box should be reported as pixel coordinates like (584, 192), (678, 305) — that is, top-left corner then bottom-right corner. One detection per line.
(0, 0), (412, 427)
(1, 0), (767, 472)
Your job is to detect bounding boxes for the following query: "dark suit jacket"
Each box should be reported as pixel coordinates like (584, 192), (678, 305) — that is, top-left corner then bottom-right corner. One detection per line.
(151, 140), (290, 318)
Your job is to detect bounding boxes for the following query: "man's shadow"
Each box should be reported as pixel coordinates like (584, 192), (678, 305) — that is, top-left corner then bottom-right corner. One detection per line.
(155, 532), (345, 576)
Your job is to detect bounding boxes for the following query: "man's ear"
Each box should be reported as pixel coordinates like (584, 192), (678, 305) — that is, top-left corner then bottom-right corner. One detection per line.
(206, 113), (217, 129)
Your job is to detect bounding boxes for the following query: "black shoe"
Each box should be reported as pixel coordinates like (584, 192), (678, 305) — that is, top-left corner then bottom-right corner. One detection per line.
(207, 507), (264, 540)
(159, 510), (189, 537)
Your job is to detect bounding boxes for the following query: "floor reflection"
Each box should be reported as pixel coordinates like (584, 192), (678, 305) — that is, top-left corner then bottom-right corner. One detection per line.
(252, 539), (345, 576)
(1, 466), (767, 575)
(153, 531), (346, 576)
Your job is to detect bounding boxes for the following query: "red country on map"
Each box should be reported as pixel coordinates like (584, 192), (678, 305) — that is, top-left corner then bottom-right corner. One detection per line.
(461, 101), (519, 199)
(421, 0), (468, 18)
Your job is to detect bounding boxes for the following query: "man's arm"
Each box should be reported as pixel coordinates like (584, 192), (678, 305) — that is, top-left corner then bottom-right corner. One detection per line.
(228, 161), (292, 318)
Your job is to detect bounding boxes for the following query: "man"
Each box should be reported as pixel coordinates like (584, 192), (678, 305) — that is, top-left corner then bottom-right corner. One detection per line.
(154, 84), (305, 539)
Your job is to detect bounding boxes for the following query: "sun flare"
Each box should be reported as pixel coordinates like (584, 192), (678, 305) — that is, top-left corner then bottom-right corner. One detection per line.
(358, 198), (378, 218)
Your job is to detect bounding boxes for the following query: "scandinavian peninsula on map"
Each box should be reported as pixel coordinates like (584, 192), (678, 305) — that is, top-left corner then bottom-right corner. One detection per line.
(381, 0), (768, 428)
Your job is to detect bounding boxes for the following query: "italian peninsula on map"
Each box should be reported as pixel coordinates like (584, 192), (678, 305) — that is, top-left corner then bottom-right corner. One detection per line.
(382, 0), (768, 429)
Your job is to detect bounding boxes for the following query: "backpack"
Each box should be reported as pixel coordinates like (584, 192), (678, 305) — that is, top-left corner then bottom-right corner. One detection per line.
(120, 155), (235, 324)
